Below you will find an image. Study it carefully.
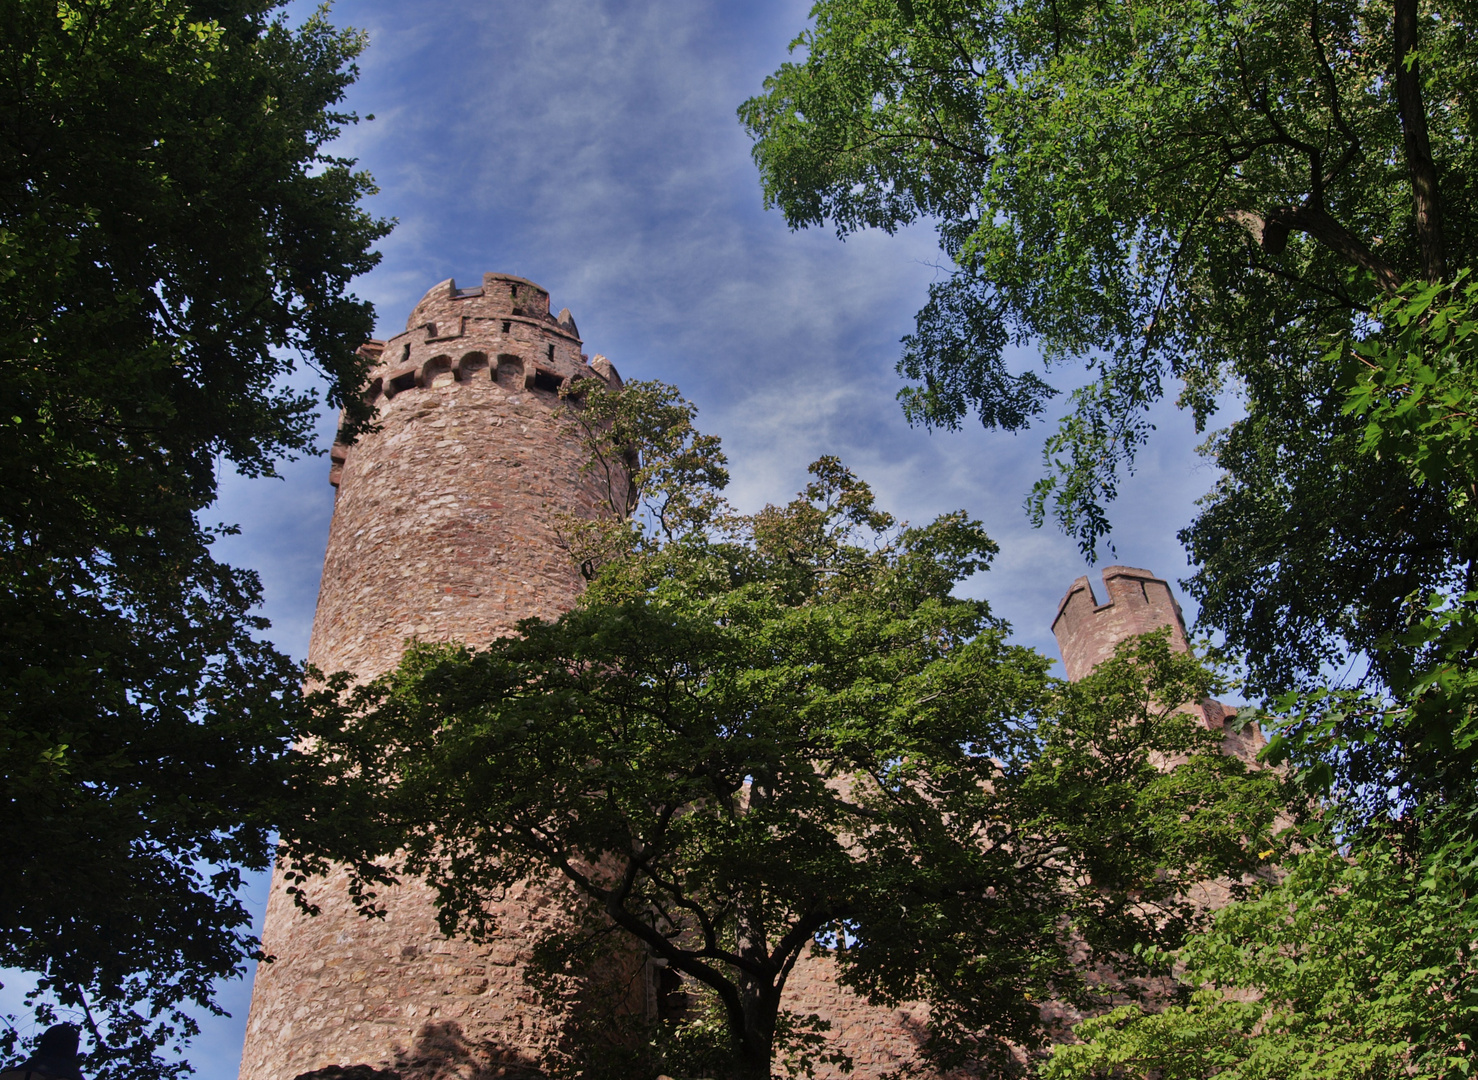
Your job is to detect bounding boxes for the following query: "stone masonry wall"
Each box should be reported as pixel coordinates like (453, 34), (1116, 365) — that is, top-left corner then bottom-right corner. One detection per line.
(239, 275), (627, 1080)
(780, 953), (935, 1077)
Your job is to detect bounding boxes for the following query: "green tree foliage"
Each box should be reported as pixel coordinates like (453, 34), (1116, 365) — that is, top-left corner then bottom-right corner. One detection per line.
(285, 384), (1283, 1080)
(744, 3), (1478, 1073)
(1045, 282), (1478, 1079)
(1264, 280), (1478, 822)
(1043, 840), (1478, 1080)
(739, 0), (1477, 697)
(0, 2), (388, 1075)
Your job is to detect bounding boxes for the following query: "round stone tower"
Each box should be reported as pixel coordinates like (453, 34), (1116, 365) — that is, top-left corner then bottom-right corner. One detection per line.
(239, 274), (624, 1080)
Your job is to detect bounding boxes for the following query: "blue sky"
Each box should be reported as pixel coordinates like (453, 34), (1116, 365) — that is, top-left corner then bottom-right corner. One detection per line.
(158, 2), (1224, 1076)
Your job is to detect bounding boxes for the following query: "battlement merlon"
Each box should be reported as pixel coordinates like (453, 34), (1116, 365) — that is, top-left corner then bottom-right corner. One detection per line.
(1051, 565), (1191, 682)
(406, 273), (569, 332)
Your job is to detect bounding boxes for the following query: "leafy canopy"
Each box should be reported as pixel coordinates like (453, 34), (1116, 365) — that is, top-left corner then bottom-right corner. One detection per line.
(1256, 280), (1478, 819)
(741, 0), (1477, 697)
(0, 2), (387, 1076)
(1050, 279), (1478, 1080)
(1044, 839), (1478, 1080)
(745, 2), (1478, 1074)
(287, 383), (1284, 1080)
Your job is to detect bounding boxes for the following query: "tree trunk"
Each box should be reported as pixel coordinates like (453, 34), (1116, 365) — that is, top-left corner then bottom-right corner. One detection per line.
(731, 983), (780, 1080)
(729, 805), (780, 1080)
(1394, 0), (1445, 282)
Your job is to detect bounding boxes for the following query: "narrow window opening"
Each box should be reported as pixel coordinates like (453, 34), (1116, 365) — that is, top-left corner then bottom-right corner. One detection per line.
(656, 967), (689, 1022)
(510, 284), (519, 298)
(547, 343), (555, 361)
(502, 320), (511, 334)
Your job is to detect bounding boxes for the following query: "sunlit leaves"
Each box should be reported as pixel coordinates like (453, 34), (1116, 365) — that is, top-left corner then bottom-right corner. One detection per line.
(1045, 843), (1478, 1080)
(742, 0), (1478, 581)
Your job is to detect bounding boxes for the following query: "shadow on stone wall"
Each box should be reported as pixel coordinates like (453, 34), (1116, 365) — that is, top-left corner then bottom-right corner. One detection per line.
(291, 1021), (545, 1080)
(293, 1067), (404, 1080)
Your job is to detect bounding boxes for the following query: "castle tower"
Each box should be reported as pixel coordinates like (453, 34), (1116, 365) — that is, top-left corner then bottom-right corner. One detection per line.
(1051, 565), (1192, 682)
(1051, 566), (1263, 757)
(239, 274), (623, 1080)
(784, 567), (1266, 1078)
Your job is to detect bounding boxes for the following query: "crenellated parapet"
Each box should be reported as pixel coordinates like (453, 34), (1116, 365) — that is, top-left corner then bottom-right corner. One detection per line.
(370, 274), (608, 402)
(1051, 566), (1191, 682)
(1051, 566), (1264, 756)
(326, 275), (621, 491)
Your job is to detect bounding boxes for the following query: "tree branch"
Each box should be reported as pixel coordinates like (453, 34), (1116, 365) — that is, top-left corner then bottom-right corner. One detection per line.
(1224, 206), (1401, 292)
(1309, 0), (1362, 190)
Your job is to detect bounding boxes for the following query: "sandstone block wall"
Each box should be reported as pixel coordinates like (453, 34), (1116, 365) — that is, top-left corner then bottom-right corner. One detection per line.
(780, 952), (934, 1078)
(240, 275), (627, 1080)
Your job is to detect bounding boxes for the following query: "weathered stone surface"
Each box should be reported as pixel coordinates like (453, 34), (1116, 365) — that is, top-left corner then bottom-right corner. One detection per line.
(1052, 566), (1192, 682)
(292, 1063), (402, 1080)
(780, 951), (933, 1077)
(240, 276), (622, 1080)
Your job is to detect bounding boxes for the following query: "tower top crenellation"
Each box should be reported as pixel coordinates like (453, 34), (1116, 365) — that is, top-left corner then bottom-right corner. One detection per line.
(1051, 565), (1191, 682)
(405, 273), (575, 336)
(343, 274), (613, 430)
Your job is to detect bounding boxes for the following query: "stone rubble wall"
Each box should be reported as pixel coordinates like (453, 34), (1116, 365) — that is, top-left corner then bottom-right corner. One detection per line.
(780, 952), (935, 1079)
